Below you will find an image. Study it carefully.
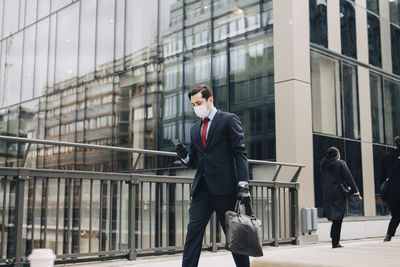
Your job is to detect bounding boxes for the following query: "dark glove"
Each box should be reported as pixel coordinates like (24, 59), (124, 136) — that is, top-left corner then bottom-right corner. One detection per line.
(176, 144), (188, 159)
(237, 183), (251, 204)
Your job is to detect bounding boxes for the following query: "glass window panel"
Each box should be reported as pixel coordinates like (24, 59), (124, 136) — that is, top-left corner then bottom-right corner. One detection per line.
(261, 0), (273, 27)
(367, 13), (381, 68)
(34, 18), (49, 98)
(47, 14), (57, 92)
(383, 79), (400, 144)
(37, 0), (50, 19)
(229, 33), (275, 160)
(391, 25), (400, 76)
(342, 63), (360, 139)
(125, 0), (158, 68)
(51, 0), (72, 12)
(95, 0), (114, 77)
(340, 0), (357, 59)
(55, 3), (79, 88)
(25, 0), (38, 26)
(21, 25), (36, 102)
(19, 0), (26, 30)
(4, 32), (23, 106)
(213, 0), (260, 42)
(160, 0), (181, 57)
(370, 73), (385, 144)
(212, 45), (227, 110)
(184, 0), (211, 50)
(2, 0), (19, 38)
(0, 42), (5, 107)
(309, 0), (327, 47)
(367, 0), (379, 15)
(373, 144), (390, 216)
(78, 0), (96, 82)
(389, 0), (400, 26)
(114, 0), (124, 72)
(0, 1), (3, 38)
(311, 52), (342, 136)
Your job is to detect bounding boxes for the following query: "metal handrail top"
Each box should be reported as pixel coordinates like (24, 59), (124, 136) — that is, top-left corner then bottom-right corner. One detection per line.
(0, 135), (305, 168)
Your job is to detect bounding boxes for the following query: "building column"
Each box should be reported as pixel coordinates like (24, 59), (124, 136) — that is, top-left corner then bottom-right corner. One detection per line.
(379, 0), (393, 73)
(273, 0), (314, 223)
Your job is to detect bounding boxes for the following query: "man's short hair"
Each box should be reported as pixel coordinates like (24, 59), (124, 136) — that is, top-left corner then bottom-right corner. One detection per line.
(395, 136), (400, 148)
(188, 84), (213, 100)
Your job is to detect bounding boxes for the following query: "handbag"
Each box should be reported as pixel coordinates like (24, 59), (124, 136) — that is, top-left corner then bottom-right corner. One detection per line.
(225, 200), (263, 257)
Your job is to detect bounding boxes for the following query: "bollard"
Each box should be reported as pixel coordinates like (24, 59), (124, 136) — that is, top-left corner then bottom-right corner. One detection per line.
(28, 249), (56, 267)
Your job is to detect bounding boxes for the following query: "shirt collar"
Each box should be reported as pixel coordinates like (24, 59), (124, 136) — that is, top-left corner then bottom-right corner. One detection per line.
(207, 107), (217, 121)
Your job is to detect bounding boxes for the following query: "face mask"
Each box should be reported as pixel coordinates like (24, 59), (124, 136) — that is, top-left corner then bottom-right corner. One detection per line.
(193, 103), (210, 119)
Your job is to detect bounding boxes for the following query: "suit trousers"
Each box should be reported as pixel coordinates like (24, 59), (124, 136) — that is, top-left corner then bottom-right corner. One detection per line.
(182, 180), (250, 267)
(330, 219), (343, 245)
(387, 201), (400, 237)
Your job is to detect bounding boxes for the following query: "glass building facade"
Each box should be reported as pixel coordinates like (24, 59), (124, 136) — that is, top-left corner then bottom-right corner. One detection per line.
(310, 0), (400, 217)
(1, 0), (400, 253)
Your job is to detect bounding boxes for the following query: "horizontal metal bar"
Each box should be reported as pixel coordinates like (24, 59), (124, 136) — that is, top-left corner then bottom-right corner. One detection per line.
(0, 135), (305, 168)
(55, 250), (128, 259)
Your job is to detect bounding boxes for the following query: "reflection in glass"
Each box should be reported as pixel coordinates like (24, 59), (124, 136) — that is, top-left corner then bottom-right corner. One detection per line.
(0, 42), (6, 107)
(373, 144), (390, 216)
(367, 0), (379, 15)
(383, 79), (400, 145)
(311, 52), (342, 136)
(2, 0), (19, 38)
(184, 0), (211, 50)
(212, 45), (228, 110)
(309, 0), (328, 47)
(4, 32), (23, 106)
(391, 25), (400, 76)
(22, 26), (36, 101)
(367, 13), (381, 68)
(96, 0), (114, 78)
(370, 73), (385, 144)
(342, 63), (359, 139)
(340, 0), (357, 59)
(78, 0), (96, 82)
(37, 0), (50, 19)
(34, 19), (49, 97)
(125, 0), (158, 68)
(25, 0), (38, 26)
(389, 0), (400, 26)
(229, 33), (275, 160)
(55, 4), (79, 88)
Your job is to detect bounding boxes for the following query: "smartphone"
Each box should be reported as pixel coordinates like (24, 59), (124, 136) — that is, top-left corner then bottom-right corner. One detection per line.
(171, 139), (182, 146)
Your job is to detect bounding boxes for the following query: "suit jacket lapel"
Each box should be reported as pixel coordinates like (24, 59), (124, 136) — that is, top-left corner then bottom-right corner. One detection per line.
(193, 120), (203, 150)
(206, 110), (221, 150)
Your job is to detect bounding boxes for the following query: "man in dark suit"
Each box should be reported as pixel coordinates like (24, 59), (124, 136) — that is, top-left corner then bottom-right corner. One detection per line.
(175, 84), (251, 267)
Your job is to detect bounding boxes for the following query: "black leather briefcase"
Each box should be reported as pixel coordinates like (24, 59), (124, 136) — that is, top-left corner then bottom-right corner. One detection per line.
(225, 200), (263, 257)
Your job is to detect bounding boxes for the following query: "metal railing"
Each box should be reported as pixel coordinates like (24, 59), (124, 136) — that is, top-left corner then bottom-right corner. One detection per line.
(0, 135), (304, 266)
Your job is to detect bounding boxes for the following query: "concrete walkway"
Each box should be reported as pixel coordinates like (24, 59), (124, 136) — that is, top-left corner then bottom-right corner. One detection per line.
(62, 238), (400, 267)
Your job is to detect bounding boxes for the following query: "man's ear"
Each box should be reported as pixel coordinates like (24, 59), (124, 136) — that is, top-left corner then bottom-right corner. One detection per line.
(208, 96), (214, 104)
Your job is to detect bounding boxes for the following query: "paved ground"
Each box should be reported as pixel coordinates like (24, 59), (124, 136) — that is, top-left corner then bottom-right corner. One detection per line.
(62, 237), (400, 267)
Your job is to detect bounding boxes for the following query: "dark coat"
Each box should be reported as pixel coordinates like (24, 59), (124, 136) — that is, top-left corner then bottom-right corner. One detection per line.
(380, 149), (400, 203)
(320, 159), (359, 221)
(185, 110), (249, 196)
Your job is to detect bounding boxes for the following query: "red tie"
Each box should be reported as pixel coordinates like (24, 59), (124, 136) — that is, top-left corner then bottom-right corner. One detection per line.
(201, 118), (209, 148)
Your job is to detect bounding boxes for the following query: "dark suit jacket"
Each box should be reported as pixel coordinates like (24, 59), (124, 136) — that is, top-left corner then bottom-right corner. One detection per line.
(185, 110), (249, 196)
(381, 149), (400, 203)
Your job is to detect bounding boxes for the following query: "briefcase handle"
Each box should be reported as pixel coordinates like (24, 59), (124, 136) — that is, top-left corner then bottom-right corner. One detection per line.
(234, 200), (256, 219)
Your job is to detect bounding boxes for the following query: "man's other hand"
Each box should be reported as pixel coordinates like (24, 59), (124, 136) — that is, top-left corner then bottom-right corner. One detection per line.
(176, 144), (189, 159)
(237, 183), (251, 204)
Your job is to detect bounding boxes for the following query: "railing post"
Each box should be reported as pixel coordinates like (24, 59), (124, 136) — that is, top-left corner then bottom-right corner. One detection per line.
(128, 177), (137, 260)
(290, 184), (300, 245)
(14, 169), (28, 267)
(272, 184), (279, 247)
(210, 212), (217, 252)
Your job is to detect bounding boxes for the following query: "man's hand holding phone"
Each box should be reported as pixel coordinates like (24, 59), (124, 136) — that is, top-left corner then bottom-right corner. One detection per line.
(172, 139), (188, 159)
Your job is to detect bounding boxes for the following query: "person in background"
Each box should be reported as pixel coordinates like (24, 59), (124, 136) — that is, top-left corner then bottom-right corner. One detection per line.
(175, 84), (251, 267)
(381, 136), (400, 242)
(320, 147), (362, 248)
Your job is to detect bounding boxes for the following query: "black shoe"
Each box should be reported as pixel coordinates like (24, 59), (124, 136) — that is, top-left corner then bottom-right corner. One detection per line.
(332, 243), (344, 248)
(383, 235), (392, 242)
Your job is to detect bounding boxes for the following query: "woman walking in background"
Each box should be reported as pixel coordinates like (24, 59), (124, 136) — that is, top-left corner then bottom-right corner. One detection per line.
(381, 136), (400, 242)
(320, 147), (362, 248)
